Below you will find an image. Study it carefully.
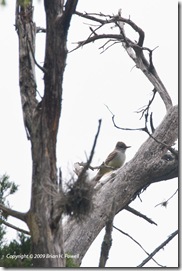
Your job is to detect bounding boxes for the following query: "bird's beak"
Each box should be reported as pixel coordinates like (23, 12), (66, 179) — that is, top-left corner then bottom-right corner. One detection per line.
(126, 146), (131, 148)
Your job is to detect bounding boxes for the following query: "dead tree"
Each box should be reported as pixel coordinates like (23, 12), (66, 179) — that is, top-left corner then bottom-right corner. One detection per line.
(0, 3), (178, 268)
(63, 10), (178, 266)
(1, 0), (78, 267)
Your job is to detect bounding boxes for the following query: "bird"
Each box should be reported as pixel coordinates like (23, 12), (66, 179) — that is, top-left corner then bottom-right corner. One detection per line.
(94, 141), (131, 182)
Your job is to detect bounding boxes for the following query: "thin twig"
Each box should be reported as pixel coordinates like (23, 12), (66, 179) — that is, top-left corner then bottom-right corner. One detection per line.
(136, 88), (157, 120)
(74, 10), (173, 110)
(100, 40), (121, 54)
(69, 34), (125, 53)
(105, 104), (178, 158)
(105, 104), (145, 132)
(27, 37), (46, 73)
(75, 11), (111, 24)
(113, 225), (164, 267)
(36, 26), (46, 33)
(137, 230), (178, 267)
(155, 188), (178, 208)
(77, 119), (102, 183)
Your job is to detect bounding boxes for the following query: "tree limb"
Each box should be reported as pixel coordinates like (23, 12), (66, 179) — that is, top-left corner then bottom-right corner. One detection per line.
(125, 206), (157, 226)
(64, 106), (178, 265)
(70, 34), (125, 53)
(74, 11), (173, 111)
(0, 203), (27, 222)
(137, 230), (178, 267)
(63, 0), (79, 30)
(0, 218), (30, 235)
(113, 226), (164, 267)
(15, 0), (39, 138)
(99, 201), (115, 267)
(105, 104), (178, 159)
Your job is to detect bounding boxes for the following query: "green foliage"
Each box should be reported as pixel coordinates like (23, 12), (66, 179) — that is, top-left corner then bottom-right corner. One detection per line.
(0, 0), (34, 6)
(0, 224), (5, 247)
(0, 174), (32, 267)
(0, 233), (32, 267)
(0, 174), (19, 222)
(0, 174), (18, 205)
(18, 0), (31, 7)
(0, 0), (6, 5)
(65, 253), (79, 267)
(0, 174), (15, 247)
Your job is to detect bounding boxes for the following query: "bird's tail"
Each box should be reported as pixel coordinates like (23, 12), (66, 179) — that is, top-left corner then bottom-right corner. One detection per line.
(93, 172), (104, 182)
(93, 166), (111, 182)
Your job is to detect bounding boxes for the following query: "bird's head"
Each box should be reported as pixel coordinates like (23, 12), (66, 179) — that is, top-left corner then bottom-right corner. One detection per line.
(116, 141), (131, 150)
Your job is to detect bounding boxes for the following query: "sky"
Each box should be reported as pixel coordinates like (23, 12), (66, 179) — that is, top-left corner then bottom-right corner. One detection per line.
(0, 0), (179, 268)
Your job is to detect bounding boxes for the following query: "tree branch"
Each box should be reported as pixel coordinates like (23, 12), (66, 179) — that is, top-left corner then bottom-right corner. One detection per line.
(70, 34), (125, 53)
(0, 203), (27, 222)
(0, 218), (30, 235)
(51, 119), (102, 226)
(63, 0), (79, 30)
(113, 226), (164, 267)
(77, 119), (102, 184)
(125, 206), (157, 226)
(15, 0), (39, 138)
(105, 104), (178, 160)
(137, 230), (178, 267)
(75, 11), (110, 24)
(74, 11), (173, 111)
(99, 201), (115, 267)
(136, 88), (157, 121)
(155, 188), (178, 208)
(27, 37), (46, 73)
(64, 105), (178, 265)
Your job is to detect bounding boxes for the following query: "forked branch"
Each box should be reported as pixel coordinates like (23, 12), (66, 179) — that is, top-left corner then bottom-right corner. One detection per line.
(74, 11), (173, 111)
(105, 104), (178, 159)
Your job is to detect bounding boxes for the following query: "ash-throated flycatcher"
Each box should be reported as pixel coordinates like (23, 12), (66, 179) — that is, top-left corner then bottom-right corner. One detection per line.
(94, 141), (131, 182)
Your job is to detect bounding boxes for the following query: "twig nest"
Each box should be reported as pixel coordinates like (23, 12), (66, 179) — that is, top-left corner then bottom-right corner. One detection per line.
(64, 179), (94, 221)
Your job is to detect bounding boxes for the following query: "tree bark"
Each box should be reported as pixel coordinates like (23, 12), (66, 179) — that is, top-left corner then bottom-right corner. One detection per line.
(15, 0), (78, 267)
(8, 3), (177, 267)
(64, 105), (178, 266)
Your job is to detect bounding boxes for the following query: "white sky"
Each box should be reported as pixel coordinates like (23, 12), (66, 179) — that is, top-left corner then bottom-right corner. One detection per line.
(0, 0), (178, 268)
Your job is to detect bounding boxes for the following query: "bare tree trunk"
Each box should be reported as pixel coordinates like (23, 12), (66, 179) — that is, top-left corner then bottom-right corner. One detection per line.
(15, 0), (78, 267)
(0, 3), (176, 268)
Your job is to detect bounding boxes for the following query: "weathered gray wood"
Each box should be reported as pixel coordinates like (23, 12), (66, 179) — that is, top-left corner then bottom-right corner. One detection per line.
(15, 0), (78, 267)
(64, 105), (178, 265)
(2, 3), (176, 267)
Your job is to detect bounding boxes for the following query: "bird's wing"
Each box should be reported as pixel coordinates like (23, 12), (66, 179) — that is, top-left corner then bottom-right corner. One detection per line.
(105, 150), (117, 166)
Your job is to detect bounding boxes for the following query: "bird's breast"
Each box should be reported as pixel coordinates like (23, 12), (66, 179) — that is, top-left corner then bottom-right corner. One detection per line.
(107, 151), (126, 168)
